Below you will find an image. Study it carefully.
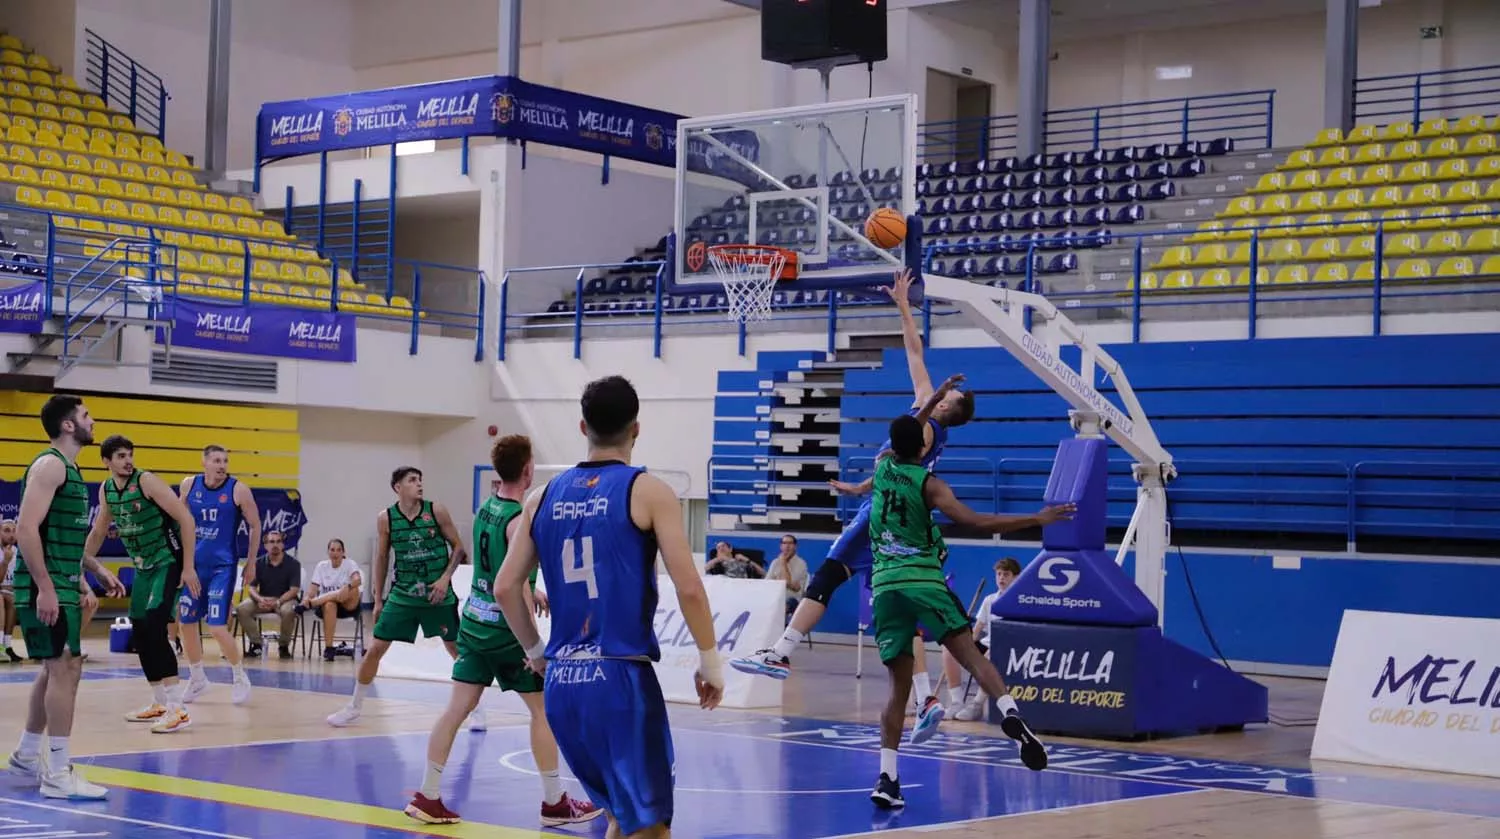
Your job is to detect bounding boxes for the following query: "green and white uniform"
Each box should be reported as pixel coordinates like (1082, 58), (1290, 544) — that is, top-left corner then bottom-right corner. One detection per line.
(451, 495), (540, 692)
(103, 471), (183, 620)
(868, 457), (969, 664)
(373, 500), (459, 643)
(15, 448), (91, 659)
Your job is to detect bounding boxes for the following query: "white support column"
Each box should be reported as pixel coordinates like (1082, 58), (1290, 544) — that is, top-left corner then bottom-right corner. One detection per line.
(1132, 467), (1170, 619)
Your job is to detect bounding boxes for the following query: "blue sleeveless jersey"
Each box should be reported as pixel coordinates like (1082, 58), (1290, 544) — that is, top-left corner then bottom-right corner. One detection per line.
(186, 475), (242, 568)
(532, 461), (660, 662)
(858, 408), (948, 515)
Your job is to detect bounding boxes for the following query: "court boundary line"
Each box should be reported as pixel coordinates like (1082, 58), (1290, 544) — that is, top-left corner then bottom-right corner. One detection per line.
(818, 788), (1213, 838)
(0, 796), (252, 839)
(80, 724), (529, 760)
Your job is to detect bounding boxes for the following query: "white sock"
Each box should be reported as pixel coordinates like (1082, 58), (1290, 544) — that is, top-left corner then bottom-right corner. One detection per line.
(47, 736), (68, 771)
(351, 681), (368, 709)
(189, 662), (206, 682)
(912, 672), (933, 703)
(231, 663), (247, 680)
(995, 693), (1019, 717)
(947, 686), (965, 706)
(151, 683), (168, 705)
(420, 761), (443, 798)
(771, 629), (803, 660)
(879, 748), (898, 780)
(1, 633), (9, 646)
(166, 682), (185, 710)
(17, 730), (42, 757)
(540, 770), (564, 806)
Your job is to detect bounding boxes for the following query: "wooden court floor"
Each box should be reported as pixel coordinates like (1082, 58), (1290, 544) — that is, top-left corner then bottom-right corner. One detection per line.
(0, 631), (1497, 838)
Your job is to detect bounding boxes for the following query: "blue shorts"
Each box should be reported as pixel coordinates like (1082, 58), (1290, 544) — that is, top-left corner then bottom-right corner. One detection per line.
(827, 501), (875, 576)
(544, 659), (674, 835)
(178, 564), (236, 626)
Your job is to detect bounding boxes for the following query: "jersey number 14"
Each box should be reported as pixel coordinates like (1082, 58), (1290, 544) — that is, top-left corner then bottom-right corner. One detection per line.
(561, 537), (599, 599)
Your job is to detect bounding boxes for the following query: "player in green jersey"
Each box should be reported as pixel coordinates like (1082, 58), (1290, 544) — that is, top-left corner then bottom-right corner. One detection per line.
(86, 434), (200, 735)
(6, 395), (124, 801)
(404, 435), (602, 828)
(868, 412), (1075, 810)
(328, 465), (468, 727)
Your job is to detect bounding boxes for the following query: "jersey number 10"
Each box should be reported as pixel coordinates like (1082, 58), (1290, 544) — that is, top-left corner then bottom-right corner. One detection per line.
(561, 537), (599, 599)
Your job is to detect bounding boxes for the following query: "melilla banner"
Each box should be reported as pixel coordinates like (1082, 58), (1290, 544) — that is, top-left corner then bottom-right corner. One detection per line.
(0, 280), (45, 334)
(255, 75), (761, 176)
(1312, 609), (1500, 779)
(156, 295), (356, 363)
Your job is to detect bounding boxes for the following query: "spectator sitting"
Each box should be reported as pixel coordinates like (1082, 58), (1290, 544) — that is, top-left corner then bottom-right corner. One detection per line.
(950, 557), (1021, 721)
(704, 541), (764, 579)
(235, 530), (302, 659)
(765, 534), (808, 615)
(302, 538), (362, 661)
(0, 519), (20, 662)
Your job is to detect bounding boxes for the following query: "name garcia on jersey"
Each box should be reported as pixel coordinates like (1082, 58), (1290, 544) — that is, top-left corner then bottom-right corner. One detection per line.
(552, 496), (609, 520)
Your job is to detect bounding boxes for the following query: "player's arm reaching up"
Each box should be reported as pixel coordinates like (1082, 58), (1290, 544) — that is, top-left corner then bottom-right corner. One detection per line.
(924, 476), (1076, 535)
(427, 502), (468, 604)
(829, 373), (965, 497)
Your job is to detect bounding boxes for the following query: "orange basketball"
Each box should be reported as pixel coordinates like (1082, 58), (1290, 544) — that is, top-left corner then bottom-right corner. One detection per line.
(864, 208), (907, 250)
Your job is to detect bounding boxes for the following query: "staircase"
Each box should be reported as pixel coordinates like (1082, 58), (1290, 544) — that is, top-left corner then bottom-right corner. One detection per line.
(284, 190), (394, 286)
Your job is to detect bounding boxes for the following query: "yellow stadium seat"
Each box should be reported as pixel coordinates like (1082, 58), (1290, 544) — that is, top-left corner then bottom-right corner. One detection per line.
(26, 53), (51, 72)
(156, 205), (185, 227)
(1258, 194), (1292, 214)
(1248, 172), (1284, 193)
(1157, 270), (1193, 289)
(137, 148), (165, 167)
(86, 111), (110, 129)
(1393, 161), (1430, 183)
(175, 252), (200, 271)
(279, 263), (305, 283)
(1366, 185), (1401, 208)
(1481, 255), (1500, 276)
(1443, 180), (1480, 205)
(1197, 268), (1232, 288)
(1380, 208), (1414, 229)
(0, 49), (23, 67)
(1393, 259), (1430, 280)
(1453, 204), (1491, 227)
(1434, 256), (1475, 278)
(5, 81), (31, 98)
(1351, 261), (1389, 282)
(1414, 118), (1449, 138)
(1422, 230), (1462, 255)
(1282, 149), (1314, 169)
(1314, 146), (1348, 167)
(1233, 267), (1271, 286)
(1473, 157), (1500, 181)
(101, 198), (129, 218)
(1309, 127), (1343, 147)
(1185, 220), (1225, 242)
(210, 213), (237, 234)
(1305, 237), (1341, 260)
(1285, 170), (1319, 191)
(287, 285), (313, 304)
(251, 261), (278, 281)
(67, 172), (95, 193)
(60, 134), (87, 154)
(247, 241), (272, 259)
(171, 170), (197, 189)
(1424, 137), (1458, 158)
(176, 188), (203, 208)
(110, 115), (135, 133)
(1345, 235), (1376, 259)
(13, 184), (42, 206)
(8, 161), (37, 182)
(202, 193), (228, 212)
(115, 145), (142, 163)
(0, 36), (20, 52)
(261, 219), (289, 239)
(0, 66), (23, 84)
(130, 203), (156, 224)
(1351, 143), (1384, 165)
(1256, 216), (1296, 239)
(203, 253), (231, 275)
(1264, 240), (1302, 262)
(141, 135), (165, 153)
(1433, 158), (1469, 180)
(38, 168), (63, 189)
(114, 131), (138, 149)
(1323, 166), (1358, 188)
(227, 196), (254, 215)
(1447, 115), (1486, 135)
(1272, 265), (1308, 284)
(1460, 229), (1500, 253)
(234, 217), (261, 237)
(1190, 244), (1229, 267)
(27, 69), (52, 89)
(1410, 207), (1453, 230)
(1460, 135), (1495, 156)
(1388, 140), (1422, 161)
(36, 150), (63, 171)
(1311, 263), (1349, 283)
(73, 193), (101, 215)
(1291, 192), (1326, 213)
(63, 152), (90, 172)
(183, 209), (211, 230)
(95, 177), (123, 197)
(1403, 183), (1440, 205)
(1222, 196), (1256, 217)
(1329, 188), (1364, 210)
(389, 295), (415, 312)
(1378, 122), (1414, 142)
(1152, 246), (1190, 269)
(1226, 242), (1256, 265)
(150, 185), (176, 204)
(305, 265), (331, 285)
(89, 158), (116, 179)
(43, 189), (72, 212)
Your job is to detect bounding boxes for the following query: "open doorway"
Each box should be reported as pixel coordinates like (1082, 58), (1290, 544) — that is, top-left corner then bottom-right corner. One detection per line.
(924, 68), (994, 163)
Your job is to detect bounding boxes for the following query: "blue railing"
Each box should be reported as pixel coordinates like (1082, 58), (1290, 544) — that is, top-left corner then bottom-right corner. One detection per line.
(54, 232), (177, 369)
(1355, 64), (1500, 127)
(706, 453), (1500, 550)
(18, 207), (484, 358)
(82, 29), (169, 142)
(917, 90), (1275, 161)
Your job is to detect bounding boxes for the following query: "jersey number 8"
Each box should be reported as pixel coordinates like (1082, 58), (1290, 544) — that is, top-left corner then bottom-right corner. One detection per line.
(561, 536), (598, 599)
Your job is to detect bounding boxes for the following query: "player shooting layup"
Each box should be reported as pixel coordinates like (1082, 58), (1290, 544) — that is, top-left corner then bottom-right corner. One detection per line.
(497, 375), (725, 839)
(178, 445), (260, 705)
(328, 466), (471, 728)
(733, 268), (974, 739)
(867, 414), (1069, 808)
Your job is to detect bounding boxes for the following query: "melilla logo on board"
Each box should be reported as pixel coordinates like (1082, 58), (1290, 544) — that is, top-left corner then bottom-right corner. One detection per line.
(1370, 653), (1500, 734)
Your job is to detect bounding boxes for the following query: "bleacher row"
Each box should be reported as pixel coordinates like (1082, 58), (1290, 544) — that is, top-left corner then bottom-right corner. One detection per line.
(0, 30), (414, 318)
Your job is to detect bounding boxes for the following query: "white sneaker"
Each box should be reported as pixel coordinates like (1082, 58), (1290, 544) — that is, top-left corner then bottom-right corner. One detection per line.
(326, 703), (361, 727)
(6, 751), (40, 780)
(954, 694), (989, 722)
(40, 766), (108, 800)
(231, 671), (252, 705)
(466, 707), (487, 732)
(182, 677), (210, 704)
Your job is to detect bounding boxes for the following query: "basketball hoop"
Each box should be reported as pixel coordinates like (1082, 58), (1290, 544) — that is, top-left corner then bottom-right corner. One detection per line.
(706, 244), (796, 324)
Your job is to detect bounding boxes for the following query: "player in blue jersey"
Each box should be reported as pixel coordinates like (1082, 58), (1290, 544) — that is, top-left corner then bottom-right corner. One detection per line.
(177, 445), (261, 705)
(732, 269), (974, 740)
(497, 375), (724, 839)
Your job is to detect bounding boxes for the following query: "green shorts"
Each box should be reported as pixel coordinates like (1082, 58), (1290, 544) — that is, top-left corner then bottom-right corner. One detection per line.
(19, 603), (82, 660)
(374, 598), (460, 644)
(451, 630), (542, 693)
(872, 586), (971, 664)
(129, 563), (181, 622)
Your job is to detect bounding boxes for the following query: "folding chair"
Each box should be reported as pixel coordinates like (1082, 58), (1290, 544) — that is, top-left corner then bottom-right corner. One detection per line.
(305, 603), (366, 658)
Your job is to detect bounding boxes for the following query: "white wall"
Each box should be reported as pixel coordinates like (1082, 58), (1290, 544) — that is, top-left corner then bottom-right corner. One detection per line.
(74, 0), (358, 170)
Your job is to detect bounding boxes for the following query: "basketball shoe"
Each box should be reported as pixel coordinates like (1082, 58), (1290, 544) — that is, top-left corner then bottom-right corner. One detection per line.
(405, 792), (460, 824)
(540, 793), (604, 826)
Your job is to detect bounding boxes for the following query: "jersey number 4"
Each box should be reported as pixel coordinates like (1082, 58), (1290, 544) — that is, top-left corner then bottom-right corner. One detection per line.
(561, 537), (599, 600)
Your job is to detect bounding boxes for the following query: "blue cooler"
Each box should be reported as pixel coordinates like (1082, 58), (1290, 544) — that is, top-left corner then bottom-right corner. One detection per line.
(109, 617), (133, 653)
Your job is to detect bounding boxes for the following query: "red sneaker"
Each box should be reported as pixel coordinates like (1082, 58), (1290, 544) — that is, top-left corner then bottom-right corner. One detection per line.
(540, 792), (604, 826)
(404, 792), (460, 825)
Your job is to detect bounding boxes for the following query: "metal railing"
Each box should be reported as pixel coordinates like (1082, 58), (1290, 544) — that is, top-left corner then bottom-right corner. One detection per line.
(83, 29), (169, 142)
(917, 90), (1275, 161)
(1355, 64), (1500, 127)
(53, 232), (176, 374)
(19, 206), (484, 359)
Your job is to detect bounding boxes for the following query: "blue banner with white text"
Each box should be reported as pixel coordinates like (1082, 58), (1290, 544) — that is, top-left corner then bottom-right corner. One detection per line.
(156, 296), (356, 363)
(256, 75), (760, 174)
(0, 280), (46, 333)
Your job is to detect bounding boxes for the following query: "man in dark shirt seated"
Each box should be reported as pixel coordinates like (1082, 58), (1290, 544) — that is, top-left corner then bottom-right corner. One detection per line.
(235, 530), (301, 659)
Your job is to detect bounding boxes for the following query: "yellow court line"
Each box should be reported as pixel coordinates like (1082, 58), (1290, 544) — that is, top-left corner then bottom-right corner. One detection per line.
(82, 765), (553, 839)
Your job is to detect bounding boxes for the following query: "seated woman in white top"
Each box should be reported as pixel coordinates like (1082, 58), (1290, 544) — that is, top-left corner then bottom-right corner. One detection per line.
(302, 538), (363, 660)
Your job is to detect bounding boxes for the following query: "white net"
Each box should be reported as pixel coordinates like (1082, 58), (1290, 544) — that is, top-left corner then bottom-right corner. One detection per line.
(708, 245), (787, 324)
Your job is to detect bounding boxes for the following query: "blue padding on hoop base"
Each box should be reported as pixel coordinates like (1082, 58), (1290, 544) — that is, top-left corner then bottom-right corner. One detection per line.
(992, 438), (1158, 627)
